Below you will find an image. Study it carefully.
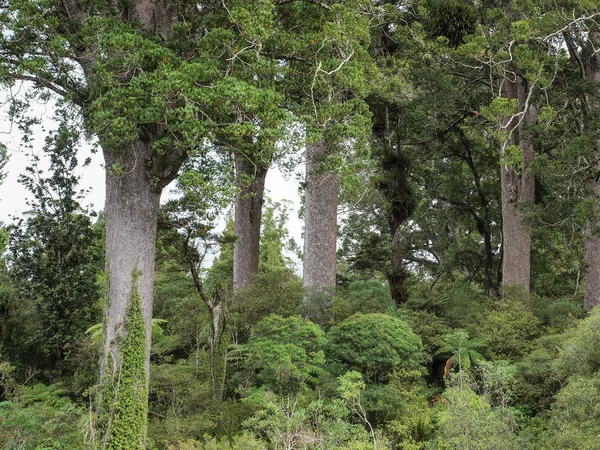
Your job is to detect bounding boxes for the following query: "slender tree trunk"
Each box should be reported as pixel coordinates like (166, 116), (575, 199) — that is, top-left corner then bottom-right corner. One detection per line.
(583, 30), (600, 311)
(483, 223), (498, 296)
(388, 227), (409, 306)
(233, 153), (268, 291)
(500, 75), (536, 290)
(303, 141), (339, 294)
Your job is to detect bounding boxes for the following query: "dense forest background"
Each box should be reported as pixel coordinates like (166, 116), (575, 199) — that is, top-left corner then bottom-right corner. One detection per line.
(1, 0), (600, 449)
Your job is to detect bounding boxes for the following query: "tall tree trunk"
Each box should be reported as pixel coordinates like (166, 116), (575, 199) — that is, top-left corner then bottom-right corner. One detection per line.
(233, 153), (268, 291)
(303, 141), (339, 295)
(583, 30), (600, 311)
(100, 139), (163, 448)
(103, 141), (161, 379)
(500, 75), (536, 290)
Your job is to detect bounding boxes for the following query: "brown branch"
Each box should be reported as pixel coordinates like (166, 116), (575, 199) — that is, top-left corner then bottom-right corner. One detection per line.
(6, 73), (72, 100)
(563, 31), (585, 79)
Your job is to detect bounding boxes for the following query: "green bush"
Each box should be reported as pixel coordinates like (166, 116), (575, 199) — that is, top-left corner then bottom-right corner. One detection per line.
(326, 313), (423, 384)
(433, 387), (520, 450)
(241, 315), (326, 397)
(556, 306), (600, 378)
(0, 383), (85, 449)
(243, 397), (375, 450)
(476, 300), (542, 361)
(544, 373), (600, 450)
(233, 271), (303, 335)
(516, 334), (567, 413)
(344, 280), (395, 315)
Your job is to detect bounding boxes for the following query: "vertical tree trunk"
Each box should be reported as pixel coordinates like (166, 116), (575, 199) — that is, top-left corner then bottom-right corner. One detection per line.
(388, 227), (409, 306)
(583, 30), (600, 311)
(103, 140), (161, 380)
(483, 223), (498, 296)
(500, 75), (536, 290)
(303, 141), (339, 294)
(100, 139), (162, 448)
(233, 153), (268, 291)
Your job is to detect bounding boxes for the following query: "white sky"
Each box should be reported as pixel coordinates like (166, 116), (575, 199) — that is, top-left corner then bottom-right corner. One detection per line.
(0, 98), (304, 272)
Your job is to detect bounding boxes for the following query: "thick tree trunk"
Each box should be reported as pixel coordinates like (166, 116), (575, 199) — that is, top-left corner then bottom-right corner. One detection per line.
(102, 139), (161, 382)
(584, 202), (600, 310)
(500, 75), (536, 290)
(303, 141), (339, 295)
(233, 153), (268, 291)
(583, 30), (600, 311)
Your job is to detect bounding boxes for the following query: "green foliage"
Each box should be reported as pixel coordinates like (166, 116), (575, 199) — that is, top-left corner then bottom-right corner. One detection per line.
(383, 370), (437, 449)
(477, 360), (519, 409)
(7, 123), (102, 378)
(148, 362), (217, 448)
(241, 315), (326, 398)
(407, 282), (490, 329)
(342, 280), (395, 316)
(476, 300), (542, 361)
(516, 334), (566, 413)
(0, 145), (8, 185)
(163, 433), (264, 450)
(104, 287), (148, 450)
(233, 271), (303, 336)
(403, 309), (447, 362)
(436, 330), (486, 372)
(544, 373), (600, 450)
(556, 306), (600, 378)
(3, 1), (600, 448)
(243, 396), (374, 450)
(0, 383), (85, 449)
(326, 314), (423, 384)
(259, 199), (298, 274)
(432, 387), (520, 450)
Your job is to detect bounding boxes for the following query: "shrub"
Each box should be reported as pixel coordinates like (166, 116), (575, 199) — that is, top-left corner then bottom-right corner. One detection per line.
(544, 373), (600, 450)
(0, 383), (85, 449)
(326, 313), (423, 384)
(476, 300), (542, 361)
(242, 315), (326, 397)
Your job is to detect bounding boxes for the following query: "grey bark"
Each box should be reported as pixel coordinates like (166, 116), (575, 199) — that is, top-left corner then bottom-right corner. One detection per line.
(303, 141), (339, 294)
(582, 31), (600, 310)
(500, 75), (536, 290)
(233, 153), (268, 291)
(102, 139), (169, 381)
(97, 1), (184, 386)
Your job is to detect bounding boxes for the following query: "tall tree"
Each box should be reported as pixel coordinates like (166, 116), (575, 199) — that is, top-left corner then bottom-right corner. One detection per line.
(233, 155), (268, 291)
(0, 1), (289, 445)
(499, 74), (537, 289)
(303, 140), (339, 294)
(273, 0), (374, 295)
(561, 21), (600, 309)
(9, 121), (102, 378)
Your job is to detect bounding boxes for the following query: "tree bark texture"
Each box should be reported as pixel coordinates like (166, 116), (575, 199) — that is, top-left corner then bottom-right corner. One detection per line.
(500, 75), (536, 290)
(102, 139), (162, 381)
(233, 153), (268, 291)
(583, 30), (600, 311)
(303, 141), (339, 294)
